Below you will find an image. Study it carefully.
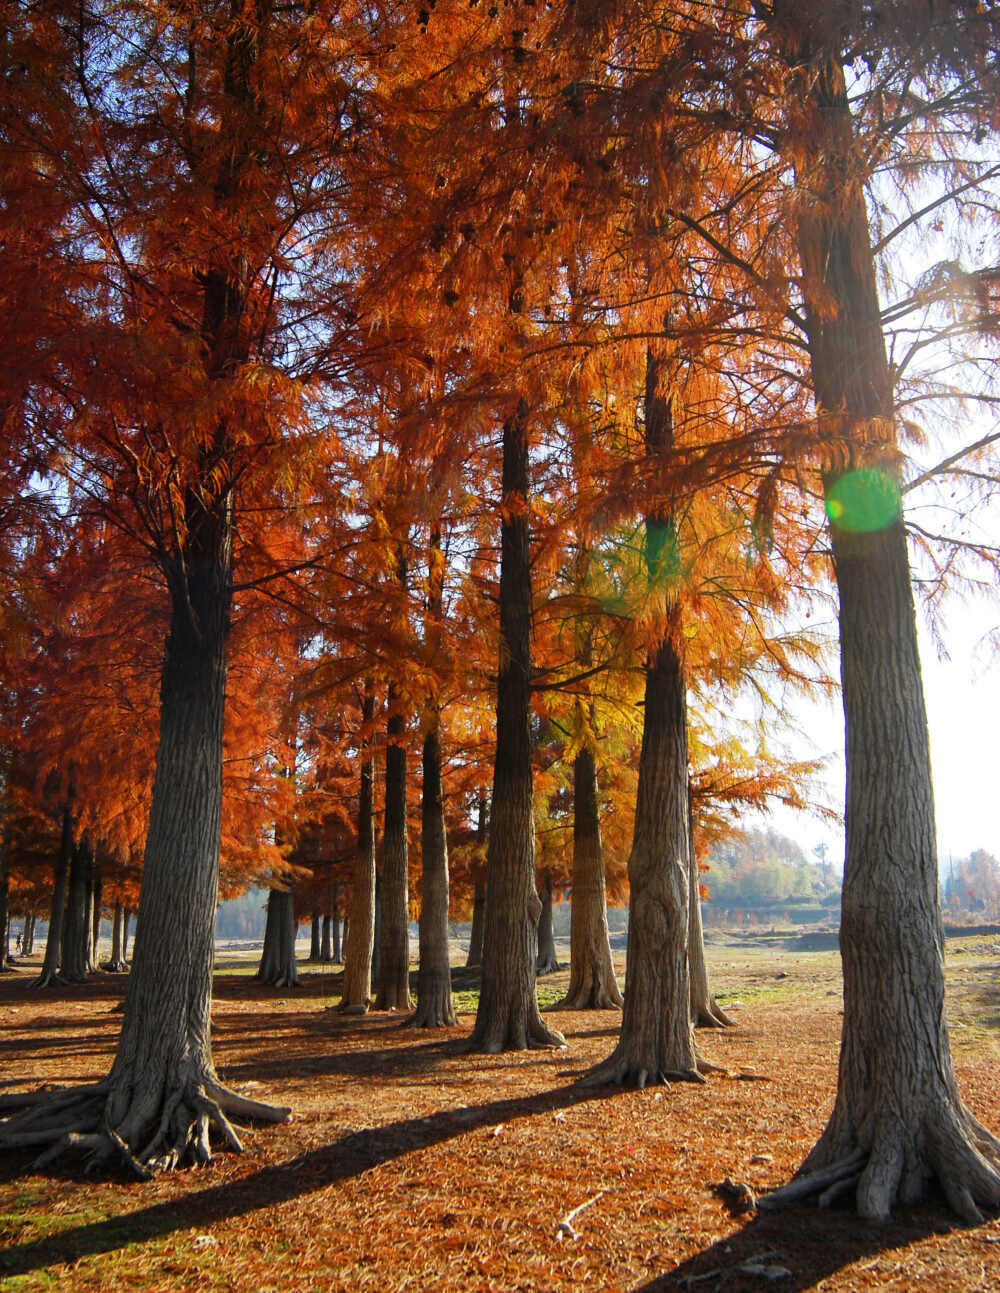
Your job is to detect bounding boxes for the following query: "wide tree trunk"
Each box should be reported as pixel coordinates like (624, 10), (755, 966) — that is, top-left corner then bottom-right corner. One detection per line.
(758, 23), (1000, 1222)
(375, 686), (412, 1010)
(35, 805), (73, 988)
(256, 888), (299, 988)
(553, 744), (622, 1010)
(340, 687), (376, 1013)
(535, 869), (559, 975)
(688, 808), (732, 1028)
(309, 912), (321, 962)
(60, 837), (91, 982)
(469, 403), (564, 1053)
(586, 351), (698, 1087)
(410, 719), (457, 1027)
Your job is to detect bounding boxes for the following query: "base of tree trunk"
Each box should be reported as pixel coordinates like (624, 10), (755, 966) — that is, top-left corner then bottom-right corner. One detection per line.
(535, 953), (560, 976)
(693, 996), (735, 1029)
(0, 1074), (290, 1177)
(580, 1050), (709, 1090)
(31, 969), (69, 989)
(101, 958), (131, 974)
(407, 986), (458, 1029)
(759, 1099), (1000, 1223)
(551, 967), (623, 1012)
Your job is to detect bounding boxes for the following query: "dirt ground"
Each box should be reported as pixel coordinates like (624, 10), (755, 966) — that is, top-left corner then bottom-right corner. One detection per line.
(1, 930), (999, 1291)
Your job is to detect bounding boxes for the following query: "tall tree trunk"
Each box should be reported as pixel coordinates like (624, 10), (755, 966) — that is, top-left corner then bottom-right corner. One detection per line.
(330, 879), (341, 962)
(688, 801), (732, 1028)
(61, 837), (92, 983)
(257, 888), (299, 988)
(320, 913), (332, 962)
(411, 719), (456, 1027)
(23, 912), (35, 956)
(0, 817), (9, 974)
(758, 21), (1000, 1222)
(535, 869), (559, 974)
(107, 902), (127, 972)
(89, 864), (102, 973)
(469, 403), (563, 1053)
(309, 912), (321, 962)
(466, 873), (485, 968)
(410, 528), (456, 1027)
(586, 350), (698, 1087)
(121, 909), (131, 962)
(554, 743), (622, 1010)
(340, 686), (376, 1013)
(375, 683), (412, 1010)
(35, 804), (72, 987)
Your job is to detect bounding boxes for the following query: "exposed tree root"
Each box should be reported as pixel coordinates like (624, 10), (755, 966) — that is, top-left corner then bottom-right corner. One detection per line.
(0, 1075), (290, 1177)
(578, 1057), (707, 1089)
(759, 1102), (1000, 1223)
(31, 969), (69, 989)
(693, 997), (735, 1029)
(406, 992), (457, 1029)
(550, 982), (623, 1012)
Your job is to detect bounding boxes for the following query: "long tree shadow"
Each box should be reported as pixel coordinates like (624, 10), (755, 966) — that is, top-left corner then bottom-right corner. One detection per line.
(0, 1081), (619, 1279)
(631, 1205), (957, 1291)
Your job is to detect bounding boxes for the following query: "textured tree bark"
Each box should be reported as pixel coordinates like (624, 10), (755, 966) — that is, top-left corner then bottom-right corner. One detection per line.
(688, 809), (732, 1028)
(375, 686), (412, 1010)
(585, 351), (698, 1087)
(534, 870), (559, 975)
(757, 20), (1000, 1222)
(309, 912), (321, 962)
(320, 912), (332, 962)
(469, 403), (564, 1053)
(23, 912), (35, 956)
(121, 909), (131, 962)
(35, 805), (72, 988)
(257, 888), (299, 988)
(410, 718), (457, 1027)
(553, 744), (622, 1010)
(340, 687), (376, 1013)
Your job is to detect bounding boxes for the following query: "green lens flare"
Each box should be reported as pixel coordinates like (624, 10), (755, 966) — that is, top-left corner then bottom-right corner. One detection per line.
(825, 469), (900, 533)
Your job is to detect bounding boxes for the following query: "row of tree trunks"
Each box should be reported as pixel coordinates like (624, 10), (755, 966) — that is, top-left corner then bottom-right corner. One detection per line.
(105, 902), (129, 972)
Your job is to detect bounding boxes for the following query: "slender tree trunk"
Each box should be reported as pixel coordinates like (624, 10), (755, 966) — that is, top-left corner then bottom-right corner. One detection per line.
(340, 686), (376, 1012)
(107, 902), (127, 972)
(758, 22), (1000, 1222)
(410, 719), (457, 1027)
(36, 804), (72, 987)
(89, 865), (102, 973)
(329, 879), (341, 962)
(320, 913), (332, 962)
(61, 836), (92, 983)
(688, 803), (732, 1028)
(0, 824), (9, 974)
(121, 909), (131, 962)
(257, 888), (299, 988)
(535, 869), (559, 974)
(309, 912), (321, 962)
(469, 403), (563, 1053)
(376, 684), (412, 1010)
(586, 351), (698, 1087)
(466, 872), (485, 968)
(554, 743), (622, 1010)
(23, 912), (35, 956)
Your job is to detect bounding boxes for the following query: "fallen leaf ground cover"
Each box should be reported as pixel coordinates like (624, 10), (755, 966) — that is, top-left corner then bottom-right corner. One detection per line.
(1, 932), (998, 1291)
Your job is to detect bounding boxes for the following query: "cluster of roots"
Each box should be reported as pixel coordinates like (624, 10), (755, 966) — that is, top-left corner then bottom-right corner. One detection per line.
(0, 1078), (290, 1178)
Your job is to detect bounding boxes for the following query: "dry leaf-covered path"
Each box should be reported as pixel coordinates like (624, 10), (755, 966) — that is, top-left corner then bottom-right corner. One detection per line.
(1, 934), (998, 1290)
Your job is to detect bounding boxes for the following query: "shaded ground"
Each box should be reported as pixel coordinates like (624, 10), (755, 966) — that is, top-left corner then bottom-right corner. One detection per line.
(1, 933), (998, 1290)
